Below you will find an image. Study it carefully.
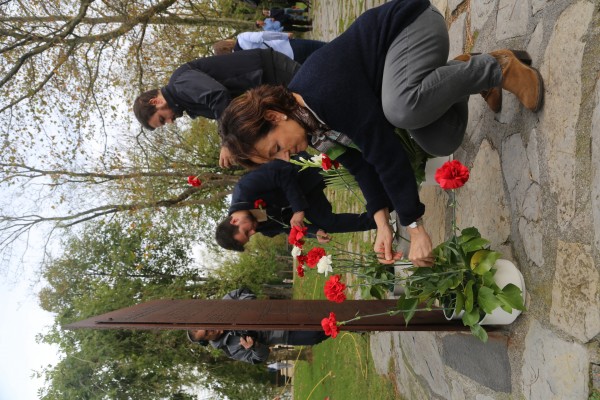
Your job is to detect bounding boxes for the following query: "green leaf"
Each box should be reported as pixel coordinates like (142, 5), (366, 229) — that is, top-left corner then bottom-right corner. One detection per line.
(462, 307), (481, 327)
(361, 286), (371, 300)
(457, 227), (481, 244)
(397, 296), (419, 324)
(464, 281), (474, 312)
(469, 324), (488, 342)
(477, 286), (501, 314)
(471, 250), (500, 275)
(454, 291), (465, 314)
(370, 285), (386, 300)
(496, 284), (526, 311)
(461, 237), (490, 254)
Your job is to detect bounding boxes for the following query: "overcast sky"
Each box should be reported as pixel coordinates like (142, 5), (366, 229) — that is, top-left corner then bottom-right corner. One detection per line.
(0, 274), (59, 400)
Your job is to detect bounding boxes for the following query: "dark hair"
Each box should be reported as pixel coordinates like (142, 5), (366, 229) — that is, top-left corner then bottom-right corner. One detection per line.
(133, 89), (160, 130)
(219, 85), (299, 168)
(187, 330), (209, 346)
(215, 216), (246, 252)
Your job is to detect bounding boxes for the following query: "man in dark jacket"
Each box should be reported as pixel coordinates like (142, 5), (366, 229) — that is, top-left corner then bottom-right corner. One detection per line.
(133, 49), (300, 167)
(215, 153), (376, 251)
(187, 288), (328, 364)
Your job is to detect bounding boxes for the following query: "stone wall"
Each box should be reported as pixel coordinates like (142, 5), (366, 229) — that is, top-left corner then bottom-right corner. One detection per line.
(310, 0), (600, 398)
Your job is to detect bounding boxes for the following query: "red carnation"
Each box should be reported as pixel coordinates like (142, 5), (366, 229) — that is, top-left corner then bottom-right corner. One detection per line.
(332, 160), (340, 169)
(288, 226), (307, 247)
(306, 247), (326, 268)
(324, 275), (347, 303)
(296, 264), (305, 278)
(434, 160), (470, 190)
(296, 255), (308, 267)
(321, 154), (333, 170)
(187, 175), (202, 187)
(254, 199), (267, 209)
(321, 312), (340, 338)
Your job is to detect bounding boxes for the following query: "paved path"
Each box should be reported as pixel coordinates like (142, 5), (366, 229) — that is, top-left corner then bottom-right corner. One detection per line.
(309, 1), (600, 399)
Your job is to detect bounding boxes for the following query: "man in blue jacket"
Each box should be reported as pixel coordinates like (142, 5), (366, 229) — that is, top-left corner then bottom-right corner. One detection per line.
(132, 49), (299, 167)
(215, 153), (376, 251)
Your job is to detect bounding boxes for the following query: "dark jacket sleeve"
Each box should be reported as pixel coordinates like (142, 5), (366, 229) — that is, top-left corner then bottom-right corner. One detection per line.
(172, 69), (232, 119)
(336, 147), (394, 217)
(269, 161), (310, 212)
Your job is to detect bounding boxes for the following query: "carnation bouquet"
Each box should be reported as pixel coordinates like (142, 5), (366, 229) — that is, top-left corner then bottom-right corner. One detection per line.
(290, 159), (526, 342)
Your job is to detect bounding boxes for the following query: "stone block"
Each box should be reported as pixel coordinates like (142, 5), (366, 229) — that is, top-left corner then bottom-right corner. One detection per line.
(496, 0), (529, 40)
(550, 240), (600, 342)
(539, 1), (595, 226)
(521, 320), (589, 399)
(456, 140), (511, 257)
(471, 0), (497, 32)
(442, 333), (512, 392)
(449, 13), (466, 57)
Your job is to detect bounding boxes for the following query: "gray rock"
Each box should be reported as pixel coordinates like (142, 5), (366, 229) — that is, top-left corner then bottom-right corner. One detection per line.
(521, 320), (589, 399)
(531, 0), (548, 15)
(593, 77), (600, 253)
(449, 13), (466, 58)
(518, 216), (544, 267)
(539, 1), (595, 227)
(448, 0), (462, 13)
(502, 134), (531, 212)
(442, 333), (512, 392)
(550, 240), (600, 342)
(471, 0), (497, 32)
(457, 140), (512, 258)
(369, 332), (394, 375)
(397, 332), (451, 399)
(496, 0), (529, 40)
(431, 0), (448, 15)
(390, 333), (439, 399)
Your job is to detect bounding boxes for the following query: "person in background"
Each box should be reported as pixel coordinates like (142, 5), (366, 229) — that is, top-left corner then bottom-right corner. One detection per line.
(132, 49), (300, 168)
(187, 288), (329, 364)
(213, 32), (325, 64)
(215, 153), (375, 252)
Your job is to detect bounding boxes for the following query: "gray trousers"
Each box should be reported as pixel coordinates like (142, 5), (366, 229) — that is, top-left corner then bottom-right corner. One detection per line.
(381, 5), (503, 156)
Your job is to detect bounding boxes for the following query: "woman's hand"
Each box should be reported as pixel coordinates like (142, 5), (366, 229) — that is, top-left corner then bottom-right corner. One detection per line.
(407, 225), (434, 267)
(373, 208), (402, 264)
(290, 211), (305, 228)
(219, 146), (236, 169)
(316, 229), (331, 244)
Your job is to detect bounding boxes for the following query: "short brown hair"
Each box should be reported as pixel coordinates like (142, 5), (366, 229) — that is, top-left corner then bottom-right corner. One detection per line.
(133, 89), (160, 130)
(219, 85), (299, 168)
(213, 40), (236, 56)
(215, 216), (245, 252)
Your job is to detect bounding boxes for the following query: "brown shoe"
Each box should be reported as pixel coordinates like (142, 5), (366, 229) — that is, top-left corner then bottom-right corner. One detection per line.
(453, 53), (502, 113)
(489, 49), (544, 112)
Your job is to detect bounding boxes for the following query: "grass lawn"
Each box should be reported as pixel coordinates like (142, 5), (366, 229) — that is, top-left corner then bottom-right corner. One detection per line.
(290, 193), (402, 399)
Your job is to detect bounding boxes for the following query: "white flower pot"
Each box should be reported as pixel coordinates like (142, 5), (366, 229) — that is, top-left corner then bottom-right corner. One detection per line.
(479, 259), (526, 325)
(421, 155), (453, 186)
(444, 259), (526, 325)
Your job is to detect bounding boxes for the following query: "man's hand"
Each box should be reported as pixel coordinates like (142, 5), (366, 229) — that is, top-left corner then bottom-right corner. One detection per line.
(316, 229), (331, 244)
(290, 211), (305, 227)
(219, 146), (236, 169)
(239, 336), (255, 349)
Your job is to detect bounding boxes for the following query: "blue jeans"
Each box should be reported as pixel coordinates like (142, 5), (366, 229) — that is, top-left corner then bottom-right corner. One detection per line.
(381, 5), (502, 156)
